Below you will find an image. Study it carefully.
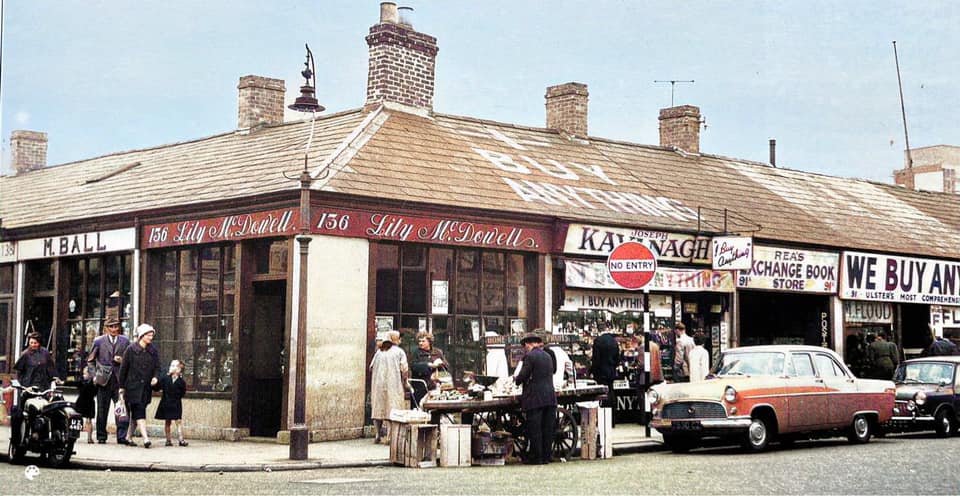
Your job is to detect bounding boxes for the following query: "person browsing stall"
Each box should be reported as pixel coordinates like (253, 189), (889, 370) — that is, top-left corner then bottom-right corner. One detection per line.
(513, 333), (557, 465)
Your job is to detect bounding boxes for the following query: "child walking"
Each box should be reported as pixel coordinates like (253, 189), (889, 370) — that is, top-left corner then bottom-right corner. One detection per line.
(76, 362), (98, 444)
(155, 359), (188, 447)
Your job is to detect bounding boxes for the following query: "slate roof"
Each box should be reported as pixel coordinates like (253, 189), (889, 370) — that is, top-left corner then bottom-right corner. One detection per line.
(3, 105), (960, 260)
(0, 109), (368, 228)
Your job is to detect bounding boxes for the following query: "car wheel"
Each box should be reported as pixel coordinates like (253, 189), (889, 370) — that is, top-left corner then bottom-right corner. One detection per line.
(847, 414), (872, 444)
(934, 409), (955, 438)
(743, 417), (770, 452)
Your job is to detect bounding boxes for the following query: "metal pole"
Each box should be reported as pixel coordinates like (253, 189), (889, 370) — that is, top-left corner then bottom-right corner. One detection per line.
(893, 41), (913, 169)
(289, 168), (312, 460)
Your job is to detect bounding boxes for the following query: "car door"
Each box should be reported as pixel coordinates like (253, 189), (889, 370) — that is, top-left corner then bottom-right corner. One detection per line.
(785, 352), (826, 430)
(814, 353), (856, 427)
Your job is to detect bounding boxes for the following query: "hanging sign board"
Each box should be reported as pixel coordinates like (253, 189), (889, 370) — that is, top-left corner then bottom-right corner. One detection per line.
(19, 228), (136, 260)
(712, 236), (753, 270)
(840, 251), (960, 305)
(736, 246), (839, 293)
(606, 241), (657, 290)
(560, 289), (645, 312)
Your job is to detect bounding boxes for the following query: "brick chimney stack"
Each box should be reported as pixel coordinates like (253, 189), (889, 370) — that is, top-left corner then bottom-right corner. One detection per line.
(11, 130), (48, 174)
(659, 105), (702, 154)
(545, 83), (589, 138)
(365, 2), (438, 112)
(237, 75), (286, 130)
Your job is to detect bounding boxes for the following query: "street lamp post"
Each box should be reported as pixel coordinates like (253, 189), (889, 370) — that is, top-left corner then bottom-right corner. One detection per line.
(287, 44), (324, 461)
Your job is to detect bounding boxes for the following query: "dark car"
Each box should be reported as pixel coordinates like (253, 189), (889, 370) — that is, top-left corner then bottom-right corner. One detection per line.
(885, 356), (960, 437)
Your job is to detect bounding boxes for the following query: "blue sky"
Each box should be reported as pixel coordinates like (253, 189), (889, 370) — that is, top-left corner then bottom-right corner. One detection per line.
(1, 1), (957, 182)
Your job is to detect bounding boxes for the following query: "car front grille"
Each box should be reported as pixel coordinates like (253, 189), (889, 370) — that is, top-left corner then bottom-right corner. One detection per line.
(662, 401), (727, 419)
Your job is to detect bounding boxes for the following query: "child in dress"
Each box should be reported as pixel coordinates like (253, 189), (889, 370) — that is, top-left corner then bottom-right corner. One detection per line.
(76, 362), (98, 444)
(155, 359), (188, 447)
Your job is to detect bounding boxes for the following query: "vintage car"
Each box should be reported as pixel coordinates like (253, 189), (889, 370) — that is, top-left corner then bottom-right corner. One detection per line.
(885, 356), (960, 437)
(648, 345), (895, 452)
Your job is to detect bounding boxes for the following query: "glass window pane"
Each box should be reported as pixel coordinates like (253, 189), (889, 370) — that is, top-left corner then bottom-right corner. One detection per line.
(0, 265), (13, 293)
(456, 250), (479, 314)
(104, 255), (120, 303)
(482, 252), (504, 315)
(31, 261), (55, 291)
(66, 259), (82, 319)
(179, 249), (198, 317)
(506, 254), (524, 316)
(196, 316), (220, 390)
(158, 251), (178, 318)
(199, 247), (220, 316)
(402, 245), (426, 268)
(121, 254), (132, 313)
(401, 267), (426, 314)
(0, 302), (8, 355)
(222, 245), (236, 315)
(375, 244), (399, 313)
(85, 258), (101, 319)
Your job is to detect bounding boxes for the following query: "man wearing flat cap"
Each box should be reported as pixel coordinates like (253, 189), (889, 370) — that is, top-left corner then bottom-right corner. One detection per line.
(87, 317), (130, 444)
(513, 333), (557, 464)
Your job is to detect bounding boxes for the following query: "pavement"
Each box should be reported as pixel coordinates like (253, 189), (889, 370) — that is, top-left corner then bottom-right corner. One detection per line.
(0, 422), (663, 472)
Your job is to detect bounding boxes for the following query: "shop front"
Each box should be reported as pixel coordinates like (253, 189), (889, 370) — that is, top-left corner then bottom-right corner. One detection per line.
(14, 228), (136, 383)
(0, 241), (16, 376)
(735, 245), (839, 349)
(839, 251), (960, 360)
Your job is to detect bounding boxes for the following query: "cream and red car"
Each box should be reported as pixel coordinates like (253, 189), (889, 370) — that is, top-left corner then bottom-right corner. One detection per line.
(649, 345), (895, 452)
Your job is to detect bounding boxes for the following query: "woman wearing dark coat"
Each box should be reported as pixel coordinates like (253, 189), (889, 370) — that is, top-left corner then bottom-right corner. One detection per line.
(119, 324), (160, 448)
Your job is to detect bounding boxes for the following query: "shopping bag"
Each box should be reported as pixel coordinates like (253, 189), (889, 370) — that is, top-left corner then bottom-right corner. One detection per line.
(115, 398), (129, 423)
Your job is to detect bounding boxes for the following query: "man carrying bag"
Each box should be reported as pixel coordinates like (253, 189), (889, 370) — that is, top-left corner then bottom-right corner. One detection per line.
(87, 317), (131, 444)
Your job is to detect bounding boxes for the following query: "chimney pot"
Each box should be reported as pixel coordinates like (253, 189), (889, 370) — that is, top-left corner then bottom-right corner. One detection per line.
(10, 130), (48, 174)
(659, 105), (701, 154)
(379, 2), (398, 24)
(365, 4), (437, 112)
(237, 75), (286, 130)
(769, 138), (777, 167)
(398, 6), (414, 28)
(545, 82), (589, 138)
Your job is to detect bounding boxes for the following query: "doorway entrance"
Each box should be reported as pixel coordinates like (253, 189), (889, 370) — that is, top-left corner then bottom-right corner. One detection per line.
(241, 280), (286, 438)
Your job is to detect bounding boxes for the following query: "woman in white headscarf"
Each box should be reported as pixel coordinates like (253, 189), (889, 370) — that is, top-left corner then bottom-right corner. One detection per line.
(369, 330), (409, 443)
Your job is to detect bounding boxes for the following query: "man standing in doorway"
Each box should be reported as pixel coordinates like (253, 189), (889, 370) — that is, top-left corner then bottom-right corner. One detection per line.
(514, 333), (557, 465)
(673, 323), (695, 383)
(87, 317), (130, 444)
(867, 331), (899, 380)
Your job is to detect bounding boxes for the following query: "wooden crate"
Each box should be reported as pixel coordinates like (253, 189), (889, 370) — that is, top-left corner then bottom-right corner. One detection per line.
(439, 424), (472, 467)
(389, 421), (438, 468)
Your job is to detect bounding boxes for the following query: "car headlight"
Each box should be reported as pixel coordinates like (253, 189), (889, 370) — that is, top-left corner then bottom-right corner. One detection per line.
(724, 386), (737, 403)
(914, 391), (926, 406)
(647, 389), (660, 405)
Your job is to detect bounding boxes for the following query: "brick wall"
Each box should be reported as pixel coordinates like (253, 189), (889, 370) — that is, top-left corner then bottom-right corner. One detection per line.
(365, 22), (438, 111)
(659, 105), (701, 153)
(10, 130), (47, 174)
(237, 75), (286, 130)
(545, 83), (589, 137)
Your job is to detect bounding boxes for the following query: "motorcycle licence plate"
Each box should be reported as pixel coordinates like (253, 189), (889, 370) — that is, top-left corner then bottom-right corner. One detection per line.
(69, 418), (83, 432)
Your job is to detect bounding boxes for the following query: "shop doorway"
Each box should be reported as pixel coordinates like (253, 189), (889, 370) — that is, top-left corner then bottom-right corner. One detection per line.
(243, 280), (286, 437)
(739, 291), (829, 347)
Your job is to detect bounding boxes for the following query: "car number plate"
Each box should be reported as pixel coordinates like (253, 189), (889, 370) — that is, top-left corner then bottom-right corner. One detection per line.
(613, 379), (629, 390)
(69, 418), (83, 432)
(672, 421), (702, 432)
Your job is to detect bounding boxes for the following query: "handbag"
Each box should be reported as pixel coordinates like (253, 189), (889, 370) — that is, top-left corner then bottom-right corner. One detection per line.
(94, 363), (113, 387)
(431, 366), (454, 390)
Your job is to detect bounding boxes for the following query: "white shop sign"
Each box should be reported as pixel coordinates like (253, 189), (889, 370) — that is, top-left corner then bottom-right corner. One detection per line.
(712, 236), (753, 270)
(18, 228), (136, 260)
(843, 301), (894, 324)
(563, 223), (712, 264)
(737, 246), (839, 293)
(840, 251), (960, 305)
(560, 289), (644, 313)
(930, 305), (960, 333)
(0, 241), (16, 264)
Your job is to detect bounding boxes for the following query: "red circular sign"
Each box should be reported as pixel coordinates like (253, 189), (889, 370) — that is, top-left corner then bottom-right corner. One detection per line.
(607, 242), (657, 290)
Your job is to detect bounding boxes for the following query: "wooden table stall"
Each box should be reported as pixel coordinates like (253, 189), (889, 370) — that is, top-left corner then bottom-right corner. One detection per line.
(420, 385), (607, 461)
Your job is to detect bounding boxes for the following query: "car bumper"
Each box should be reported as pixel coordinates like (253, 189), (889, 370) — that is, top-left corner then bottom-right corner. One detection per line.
(651, 416), (752, 435)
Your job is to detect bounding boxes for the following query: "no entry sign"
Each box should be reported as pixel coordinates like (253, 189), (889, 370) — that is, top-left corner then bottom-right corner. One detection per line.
(607, 241), (657, 290)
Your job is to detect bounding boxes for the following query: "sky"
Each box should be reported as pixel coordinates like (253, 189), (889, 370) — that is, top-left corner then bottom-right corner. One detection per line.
(0, 1), (958, 183)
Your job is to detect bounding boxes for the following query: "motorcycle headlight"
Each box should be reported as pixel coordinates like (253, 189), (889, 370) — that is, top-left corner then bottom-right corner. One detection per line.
(647, 389), (660, 405)
(906, 401), (916, 412)
(724, 386), (737, 403)
(914, 391), (926, 406)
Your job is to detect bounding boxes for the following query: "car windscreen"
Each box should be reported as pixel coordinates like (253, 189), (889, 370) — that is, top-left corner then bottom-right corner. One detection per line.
(895, 362), (955, 385)
(716, 352), (785, 376)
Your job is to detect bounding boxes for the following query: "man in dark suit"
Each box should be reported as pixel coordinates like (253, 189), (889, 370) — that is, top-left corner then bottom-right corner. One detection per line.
(590, 328), (621, 426)
(514, 333), (557, 464)
(87, 317), (130, 444)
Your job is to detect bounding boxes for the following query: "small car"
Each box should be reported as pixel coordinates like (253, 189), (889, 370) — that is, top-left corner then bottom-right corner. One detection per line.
(648, 345), (895, 452)
(885, 356), (960, 437)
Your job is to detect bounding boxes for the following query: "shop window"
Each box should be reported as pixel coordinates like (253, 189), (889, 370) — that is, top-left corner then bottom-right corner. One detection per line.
(254, 239), (289, 275)
(147, 245), (235, 392)
(374, 243), (537, 385)
(0, 265), (13, 294)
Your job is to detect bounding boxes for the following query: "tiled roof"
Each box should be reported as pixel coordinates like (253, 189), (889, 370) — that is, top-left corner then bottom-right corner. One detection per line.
(4, 105), (960, 260)
(321, 109), (960, 259)
(0, 110), (368, 228)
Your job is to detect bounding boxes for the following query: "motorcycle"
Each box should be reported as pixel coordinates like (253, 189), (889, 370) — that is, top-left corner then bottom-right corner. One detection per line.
(7, 379), (83, 468)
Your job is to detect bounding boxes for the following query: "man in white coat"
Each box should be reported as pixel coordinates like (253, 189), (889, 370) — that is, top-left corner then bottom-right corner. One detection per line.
(688, 334), (710, 382)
